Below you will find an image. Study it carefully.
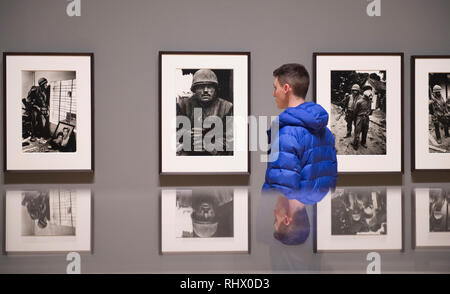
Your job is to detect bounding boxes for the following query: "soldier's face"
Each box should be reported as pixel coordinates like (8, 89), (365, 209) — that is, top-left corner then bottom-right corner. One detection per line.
(352, 90), (359, 96)
(194, 84), (216, 103)
(363, 90), (373, 98)
(192, 202), (216, 223)
(192, 196), (217, 223)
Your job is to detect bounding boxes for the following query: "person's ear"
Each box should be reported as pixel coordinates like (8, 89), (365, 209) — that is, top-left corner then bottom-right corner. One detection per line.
(283, 83), (290, 94)
(283, 216), (292, 226)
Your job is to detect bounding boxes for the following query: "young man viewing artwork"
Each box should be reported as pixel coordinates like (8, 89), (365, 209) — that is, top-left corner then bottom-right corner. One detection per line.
(262, 63), (338, 245)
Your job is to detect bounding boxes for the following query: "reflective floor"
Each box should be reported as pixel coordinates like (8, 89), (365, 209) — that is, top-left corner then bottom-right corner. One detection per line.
(1, 186), (449, 274)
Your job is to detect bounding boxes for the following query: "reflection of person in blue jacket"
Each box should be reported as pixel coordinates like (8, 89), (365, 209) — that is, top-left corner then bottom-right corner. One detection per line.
(262, 63), (338, 245)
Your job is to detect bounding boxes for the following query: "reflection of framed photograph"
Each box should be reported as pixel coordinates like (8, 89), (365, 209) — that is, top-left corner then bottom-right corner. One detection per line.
(5, 189), (92, 253)
(412, 56), (450, 171)
(159, 52), (250, 174)
(314, 53), (403, 173)
(3, 53), (94, 172)
(314, 187), (403, 252)
(161, 188), (249, 254)
(413, 188), (450, 249)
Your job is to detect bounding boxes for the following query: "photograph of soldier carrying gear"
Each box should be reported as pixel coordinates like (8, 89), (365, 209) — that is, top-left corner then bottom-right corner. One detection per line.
(330, 70), (386, 155)
(352, 85), (374, 150)
(176, 68), (234, 156)
(29, 77), (51, 141)
(428, 73), (450, 153)
(342, 84), (361, 138)
(21, 71), (78, 153)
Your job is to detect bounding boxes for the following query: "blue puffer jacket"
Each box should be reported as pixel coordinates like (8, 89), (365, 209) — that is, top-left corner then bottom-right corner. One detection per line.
(262, 101), (338, 204)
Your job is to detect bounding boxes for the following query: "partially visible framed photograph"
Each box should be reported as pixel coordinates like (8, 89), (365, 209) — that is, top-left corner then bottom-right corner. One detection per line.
(5, 189), (92, 254)
(412, 56), (450, 171)
(160, 188), (249, 254)
(3, 53), (94, 172)
(159, 52), (250, 174)
(314, 53), (403, 173)
(413, 188), (450, 249)
(315, 187), (403, 252)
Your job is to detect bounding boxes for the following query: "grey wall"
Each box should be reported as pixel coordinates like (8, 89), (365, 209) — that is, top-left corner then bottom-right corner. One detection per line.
(1, 0), (450, 273)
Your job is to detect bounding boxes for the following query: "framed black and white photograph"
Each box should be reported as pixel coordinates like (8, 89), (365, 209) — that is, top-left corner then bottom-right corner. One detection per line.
(315, 187), (403, 252)
(4, 53), (94, 172)
(314, 53), (403, 173)
(5, 189), (92, 253)
(160, 188), (249, 254)
(413, 188), (450, 249)
(412, 56), (450, 171)
(159, 52), (250, 174)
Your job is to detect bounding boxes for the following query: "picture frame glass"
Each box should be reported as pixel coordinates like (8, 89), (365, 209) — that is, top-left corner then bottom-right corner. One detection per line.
(315, 54), (403, 173)
(5, 54), (93, 171)
(316, 187), (403, 252)
(5, 189), (92, 253)
(161, 188), (249, 254)
(413, 57), (450, 170)
(160, 52), (249, 174)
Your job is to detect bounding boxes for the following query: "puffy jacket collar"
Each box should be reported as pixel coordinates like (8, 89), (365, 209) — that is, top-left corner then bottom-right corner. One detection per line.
(278, 101), (329, 134)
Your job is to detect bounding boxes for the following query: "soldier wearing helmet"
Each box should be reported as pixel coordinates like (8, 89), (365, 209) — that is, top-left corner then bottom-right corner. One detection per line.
(28, 77), (51, 140)
(341, 84), (362, 138)
(429, 84), (449, 144)
(352, 85), (373, 150)
(176, 69), (233, 155)
(190, 191), (233, 238)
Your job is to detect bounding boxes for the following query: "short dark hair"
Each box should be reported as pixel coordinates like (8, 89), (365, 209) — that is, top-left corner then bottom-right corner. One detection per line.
(273, 63), (310, 98)
(273, 207), (310, 245)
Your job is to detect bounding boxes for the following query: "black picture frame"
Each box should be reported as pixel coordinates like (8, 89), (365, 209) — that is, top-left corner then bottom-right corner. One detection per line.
(313, 52), (404, 175)
(159, 51), (251, 175)
(3, 52), (95, 173)
(411, 55), (450, 172)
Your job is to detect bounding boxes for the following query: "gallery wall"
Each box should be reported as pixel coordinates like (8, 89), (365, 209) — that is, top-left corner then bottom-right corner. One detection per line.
(1, 0), (450, 273)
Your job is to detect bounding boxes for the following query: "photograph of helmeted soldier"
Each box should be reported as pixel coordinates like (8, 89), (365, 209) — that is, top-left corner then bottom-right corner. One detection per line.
(21, 71), (77, 153)
(352, 85), (374, 150)
(428, 73), (450, 153)
(176, 68), (233, 156)
(175, 190), (234, 238)
(21, 190), (77, 236)
(429, 189), (450, 232)
(24, 77), (51, 141)
(330, 70), (387, 155)
(331, 189), (387, 235)
(21, 191), (51, 231)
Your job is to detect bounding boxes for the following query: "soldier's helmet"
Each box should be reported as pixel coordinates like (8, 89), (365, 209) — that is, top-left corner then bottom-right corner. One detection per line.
(191, 69), (218, 92)
(351, 84), (360, 92)
(38, 77), (48, 87)
(362, 85), (373, 92)
(433, 85), (442, 93)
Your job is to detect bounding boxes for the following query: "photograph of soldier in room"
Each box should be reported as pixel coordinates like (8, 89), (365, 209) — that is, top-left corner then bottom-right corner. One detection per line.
(428, 73), (450, 153)
(21, 71), (77, 153)
(330, 70), (387, 155)
(175, 190), (234, 238)
(21, 190), (77, 236)
(175, 68), (233, 156)
(331, 189), (387, 235)
(429, 189), (450, 232)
